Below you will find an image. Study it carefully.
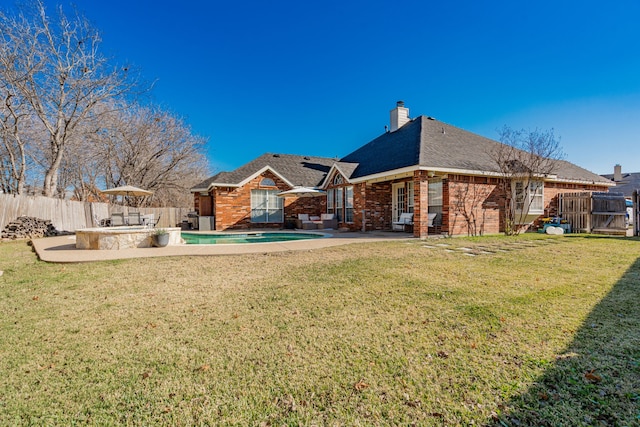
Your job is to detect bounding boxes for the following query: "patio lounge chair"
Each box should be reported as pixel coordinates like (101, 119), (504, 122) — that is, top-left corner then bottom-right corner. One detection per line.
(392, 212), (413, 231)
(128, 212), (142, 226)
(296, 214), (316, 230)
(320, 213), (337, 229)
(110, 212), (125, 227)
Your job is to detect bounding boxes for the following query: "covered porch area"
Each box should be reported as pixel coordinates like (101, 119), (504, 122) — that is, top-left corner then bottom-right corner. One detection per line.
(350, 170), (444, 238)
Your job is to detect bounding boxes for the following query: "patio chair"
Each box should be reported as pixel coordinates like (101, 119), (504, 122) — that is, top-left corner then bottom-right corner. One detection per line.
(110, 212), (125, 227)
(128, 212), (142, 226)
(427, 213), (437, 227)
(148, 213), (161, 227)
(93, 214), (104, 228)
(295, 214), (316, 230)
(320, 213), (338, 229)
(141, 213), (155, 227)
(392, 212), (413, 231)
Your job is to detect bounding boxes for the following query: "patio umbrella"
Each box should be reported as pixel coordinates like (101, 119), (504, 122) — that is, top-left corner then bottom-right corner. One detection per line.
(101, 185), (153, 208)
(277, 186), (326, 197)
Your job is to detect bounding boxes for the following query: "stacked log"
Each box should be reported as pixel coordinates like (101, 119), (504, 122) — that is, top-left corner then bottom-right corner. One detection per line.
(1, 216), (61, 240)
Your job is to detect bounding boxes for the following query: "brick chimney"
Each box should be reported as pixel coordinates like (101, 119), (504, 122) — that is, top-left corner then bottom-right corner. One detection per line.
(614, 164), (622, 181)
(390, 101), (410, 132)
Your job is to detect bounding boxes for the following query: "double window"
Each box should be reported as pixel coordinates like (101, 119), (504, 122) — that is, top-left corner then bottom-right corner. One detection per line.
(428, 180), (442, 221)
(327, 185), (354, 223)
(513, 180), (544, 214)
(250, 189), (283, 223)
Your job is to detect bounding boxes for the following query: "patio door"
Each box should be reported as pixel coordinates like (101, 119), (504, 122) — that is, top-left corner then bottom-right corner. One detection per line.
(392, 183), (406, 223)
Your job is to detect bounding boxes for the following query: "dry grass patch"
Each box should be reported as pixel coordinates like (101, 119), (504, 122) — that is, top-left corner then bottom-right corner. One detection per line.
(0, 235), (638, 425)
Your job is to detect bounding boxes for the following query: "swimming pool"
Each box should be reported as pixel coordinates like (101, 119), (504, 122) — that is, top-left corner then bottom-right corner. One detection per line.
(181, 231), (324, 245)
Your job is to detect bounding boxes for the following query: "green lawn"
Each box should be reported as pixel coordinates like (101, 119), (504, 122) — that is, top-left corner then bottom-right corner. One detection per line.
(0, 234), (638, 426)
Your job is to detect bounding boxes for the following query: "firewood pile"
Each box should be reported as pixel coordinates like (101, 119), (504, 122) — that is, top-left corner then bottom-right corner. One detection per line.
(1, 216), (61, 240)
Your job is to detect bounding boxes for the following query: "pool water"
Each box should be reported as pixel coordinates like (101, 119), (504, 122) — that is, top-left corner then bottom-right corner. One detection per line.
(181, 232), (324, 245)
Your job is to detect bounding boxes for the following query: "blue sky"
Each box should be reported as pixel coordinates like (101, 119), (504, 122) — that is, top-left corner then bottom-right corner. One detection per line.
(36, 0), (640, 176)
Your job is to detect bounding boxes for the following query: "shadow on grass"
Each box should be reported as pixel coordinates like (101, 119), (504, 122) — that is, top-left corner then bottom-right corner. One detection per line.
(489, 257), (640, 426)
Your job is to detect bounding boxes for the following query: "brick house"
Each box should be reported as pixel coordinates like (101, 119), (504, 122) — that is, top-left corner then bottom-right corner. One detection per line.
(192, 102), (613, 237)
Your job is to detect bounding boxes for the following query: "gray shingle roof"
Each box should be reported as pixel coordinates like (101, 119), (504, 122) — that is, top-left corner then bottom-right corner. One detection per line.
(601, 172), (640, 197)
(192, 153), (337, 190)
(340, 116), (611, 184)
(194, 115), (611, 191)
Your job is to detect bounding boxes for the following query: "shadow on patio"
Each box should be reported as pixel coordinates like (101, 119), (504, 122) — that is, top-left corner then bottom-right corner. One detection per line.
(489, 257), (640, 426)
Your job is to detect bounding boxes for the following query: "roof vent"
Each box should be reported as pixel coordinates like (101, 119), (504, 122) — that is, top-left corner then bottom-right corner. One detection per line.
(273, 154), (280, 157)
(303, 156), (310, 160)
(427, 116), (435, 120)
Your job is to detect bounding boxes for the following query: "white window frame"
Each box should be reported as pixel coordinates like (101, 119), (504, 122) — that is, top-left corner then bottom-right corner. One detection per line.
(345, 186), (354, 223)
(512, 180), (544, 215)
(392, 182), (406, 222)
(336, 187), (344, 222)
(327, 188), (335, 216)
(327, 188), (336, 219)
(407, 181), (414, 213)
(428, 180), (443, 207)
(250, 189), (283, 223)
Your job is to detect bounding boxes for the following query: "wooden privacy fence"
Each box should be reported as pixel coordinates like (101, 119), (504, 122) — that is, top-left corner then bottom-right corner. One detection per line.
(559, 192), (627, 235)
(558, 192), (591, 233)
(0, 194), (191, 232)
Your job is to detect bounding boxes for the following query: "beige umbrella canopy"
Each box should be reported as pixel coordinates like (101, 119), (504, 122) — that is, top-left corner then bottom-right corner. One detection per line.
(277, 186), (326, 198)
(101, 185), (153, 207)
(101, 185), (153, 197)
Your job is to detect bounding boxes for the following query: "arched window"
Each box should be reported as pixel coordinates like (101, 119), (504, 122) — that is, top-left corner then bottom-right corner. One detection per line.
(333, 175), (343, 185)
(260, 178), (276, 187)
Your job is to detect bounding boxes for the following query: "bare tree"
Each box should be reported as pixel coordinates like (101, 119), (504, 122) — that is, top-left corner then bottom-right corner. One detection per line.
(492, 126), (564, 235)
(92, 102), (209, 207)
(450, 178), (492, 236)
(0, 91), (28, 193)
(0, 1), (135, 197)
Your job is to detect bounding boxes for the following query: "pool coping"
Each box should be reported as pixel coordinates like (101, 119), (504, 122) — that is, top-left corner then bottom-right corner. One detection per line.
(30, 230), (415, 263)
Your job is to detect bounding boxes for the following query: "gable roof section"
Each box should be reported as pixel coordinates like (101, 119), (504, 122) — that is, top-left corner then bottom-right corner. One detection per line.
(340, 116), (612, 185)
(191, 153), (337, 192)
(319, 161), (360, 188)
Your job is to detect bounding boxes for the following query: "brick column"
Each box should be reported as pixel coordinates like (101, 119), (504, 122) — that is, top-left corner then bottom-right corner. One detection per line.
(413, 170), (430, 238)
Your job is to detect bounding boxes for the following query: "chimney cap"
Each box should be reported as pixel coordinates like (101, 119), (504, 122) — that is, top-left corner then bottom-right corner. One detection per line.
(396, 100), (405, 108)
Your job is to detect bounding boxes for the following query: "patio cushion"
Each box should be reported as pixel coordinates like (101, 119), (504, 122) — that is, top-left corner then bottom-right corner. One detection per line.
(427, 213), (437, 227)
(310, 216), (320, 221)
(298, 214), (309, 221)
(392, 212), (413, 231)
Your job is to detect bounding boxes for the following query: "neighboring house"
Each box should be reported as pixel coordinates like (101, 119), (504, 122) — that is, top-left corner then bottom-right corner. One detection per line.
(601, 164), (640, 226)
(192, 102), (613, 237)
(601, 164), (640, 198)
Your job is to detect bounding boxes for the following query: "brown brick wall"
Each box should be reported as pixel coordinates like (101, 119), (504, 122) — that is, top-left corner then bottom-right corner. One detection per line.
(414, 171), (430, 237)
(209, 171), (324, 231)
(445, 175), (610, 235)
(446, 175), (503, 235)
(196, 170), (611, 234)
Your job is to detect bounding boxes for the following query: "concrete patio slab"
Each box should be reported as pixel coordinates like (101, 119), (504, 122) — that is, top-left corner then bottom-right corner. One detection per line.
(30, 230), (415, 263)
